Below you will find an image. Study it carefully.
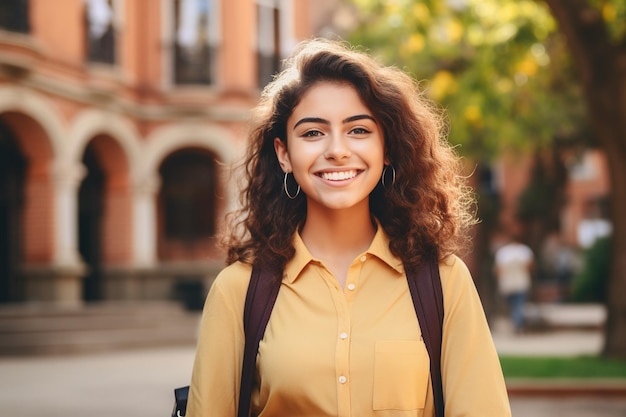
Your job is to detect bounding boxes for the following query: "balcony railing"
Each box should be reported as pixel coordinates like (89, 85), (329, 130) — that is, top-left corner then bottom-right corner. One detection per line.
(173, 43), (216, 85)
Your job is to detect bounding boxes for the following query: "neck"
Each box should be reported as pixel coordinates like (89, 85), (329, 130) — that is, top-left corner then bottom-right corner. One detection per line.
(300, 205), (376, 264)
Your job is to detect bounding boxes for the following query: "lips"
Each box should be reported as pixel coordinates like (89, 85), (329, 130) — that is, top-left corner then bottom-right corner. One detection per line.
(318, 170), (358, 181)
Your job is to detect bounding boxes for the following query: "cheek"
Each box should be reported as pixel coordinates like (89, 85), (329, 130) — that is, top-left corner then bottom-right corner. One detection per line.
(286, 153), (311, 182)
(361, 142), (386, 169)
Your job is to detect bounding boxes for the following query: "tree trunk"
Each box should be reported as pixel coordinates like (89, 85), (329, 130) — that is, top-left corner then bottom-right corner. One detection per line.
(603, 153), (626, 358)
(543, 0), (626, 358)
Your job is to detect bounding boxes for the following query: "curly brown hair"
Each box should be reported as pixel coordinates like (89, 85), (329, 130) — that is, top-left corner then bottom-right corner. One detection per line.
(224, 39), (476, 271)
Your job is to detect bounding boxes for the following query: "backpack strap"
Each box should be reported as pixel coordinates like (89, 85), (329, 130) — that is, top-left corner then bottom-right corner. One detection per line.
(238, 264), (282, 417)
(406, 257), (445, 417)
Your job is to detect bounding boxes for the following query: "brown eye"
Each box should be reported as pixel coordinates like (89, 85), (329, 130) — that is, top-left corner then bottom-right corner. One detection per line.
(302, 130), (323, 137)
(350, 127), (370, 135)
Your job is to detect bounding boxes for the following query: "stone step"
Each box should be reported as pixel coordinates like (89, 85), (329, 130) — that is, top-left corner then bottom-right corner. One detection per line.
(0, 302), (202, 356)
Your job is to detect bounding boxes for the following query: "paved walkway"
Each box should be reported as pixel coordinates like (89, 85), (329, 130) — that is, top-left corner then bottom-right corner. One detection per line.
(1, 327), (625, 417)
(0, 346), (195, 417)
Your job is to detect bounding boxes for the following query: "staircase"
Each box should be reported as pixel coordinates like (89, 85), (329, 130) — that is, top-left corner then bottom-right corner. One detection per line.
(0, 301), (202, 356)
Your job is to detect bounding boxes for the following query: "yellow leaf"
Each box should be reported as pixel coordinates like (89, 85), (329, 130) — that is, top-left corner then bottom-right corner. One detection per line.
(464, 105), (483, 128)
(516, 56), (538, 77)
(412, 3), (431, 24)
(430, 70), (458, 101)
(447, 18), (464, 43)
(602, 3), (617, 22)
(404, 33), (425, 53)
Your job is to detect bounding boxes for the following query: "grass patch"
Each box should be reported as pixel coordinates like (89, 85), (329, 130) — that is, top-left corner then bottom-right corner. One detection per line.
(499, 355), (626, 379)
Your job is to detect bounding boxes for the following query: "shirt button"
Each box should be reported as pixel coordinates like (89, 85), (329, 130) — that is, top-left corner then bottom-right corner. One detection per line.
(338, 375), (347, 384)
(347, 283), (356, 291)
(360, 255), (367, 262)
(340, 332), (348, 340)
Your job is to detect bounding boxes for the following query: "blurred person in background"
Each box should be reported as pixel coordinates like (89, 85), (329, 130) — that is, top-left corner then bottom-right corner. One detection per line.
(494, 232), (535, 333)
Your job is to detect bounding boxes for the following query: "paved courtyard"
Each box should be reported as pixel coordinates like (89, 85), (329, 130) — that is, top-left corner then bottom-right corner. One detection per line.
(0, 328), (625, 417)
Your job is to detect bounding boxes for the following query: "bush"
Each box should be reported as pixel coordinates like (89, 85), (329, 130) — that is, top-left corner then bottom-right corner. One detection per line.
(500, 355), (626, 379)
(570, 236), (611, 303)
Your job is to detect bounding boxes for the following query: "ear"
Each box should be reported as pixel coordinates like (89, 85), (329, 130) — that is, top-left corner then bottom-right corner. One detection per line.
(274, 137), (292, 172)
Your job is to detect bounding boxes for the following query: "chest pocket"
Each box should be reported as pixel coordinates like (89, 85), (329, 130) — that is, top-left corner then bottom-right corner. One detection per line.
(373, 340), (430, 411)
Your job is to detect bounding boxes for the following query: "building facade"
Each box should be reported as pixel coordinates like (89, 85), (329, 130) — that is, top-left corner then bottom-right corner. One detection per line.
(0, 0), (339, 306)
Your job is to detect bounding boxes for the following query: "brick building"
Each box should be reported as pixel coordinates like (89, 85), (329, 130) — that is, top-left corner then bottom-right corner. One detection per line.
(0, 0), (340, 306)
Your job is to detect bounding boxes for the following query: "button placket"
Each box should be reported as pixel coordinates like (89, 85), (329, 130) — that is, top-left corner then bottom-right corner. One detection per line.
(345, 253), (366, 294)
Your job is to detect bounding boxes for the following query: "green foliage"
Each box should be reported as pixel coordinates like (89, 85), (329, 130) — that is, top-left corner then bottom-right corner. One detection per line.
(500, 355), (626, 378)
(570, 236), (611, 303)
(589, 0), (626, 43)
(346, 0), (590, 159)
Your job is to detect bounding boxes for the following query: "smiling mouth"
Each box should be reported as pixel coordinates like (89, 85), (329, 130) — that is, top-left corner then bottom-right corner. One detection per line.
(318, 170), (359, 181)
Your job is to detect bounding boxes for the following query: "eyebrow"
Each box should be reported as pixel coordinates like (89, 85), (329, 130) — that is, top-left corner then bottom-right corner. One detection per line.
(293, 114), (376, 130)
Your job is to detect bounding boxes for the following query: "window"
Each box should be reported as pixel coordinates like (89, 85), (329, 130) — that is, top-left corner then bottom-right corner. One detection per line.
(159, 150), (217, 242)
(173, 0), (219, 85)
(257, 0), (282, 87)
(85, 0), (116, 64)
(0, 0), (30, 33)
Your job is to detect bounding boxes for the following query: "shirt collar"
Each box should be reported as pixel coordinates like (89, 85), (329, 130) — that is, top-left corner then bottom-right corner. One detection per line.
(283, 221), (404, 284)
(284, 233), (316, 284)
(367, 223), (405, 273)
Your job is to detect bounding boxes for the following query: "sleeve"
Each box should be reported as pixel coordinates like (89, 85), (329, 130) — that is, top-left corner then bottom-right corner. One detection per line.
(186, 264), (250, 417)
(439, 256), (512, 417)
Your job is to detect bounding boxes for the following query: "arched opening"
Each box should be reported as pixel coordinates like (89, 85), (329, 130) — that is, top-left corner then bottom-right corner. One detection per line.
(78, 142), (105, 301)
(158, 148), (219, 260)
(77, 133), (131, 301)
(0, 120), (27, 303)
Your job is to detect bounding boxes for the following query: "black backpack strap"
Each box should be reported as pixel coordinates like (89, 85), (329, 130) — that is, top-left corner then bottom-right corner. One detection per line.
(237, 264), (282, 417)
(406, 257), (445, 417)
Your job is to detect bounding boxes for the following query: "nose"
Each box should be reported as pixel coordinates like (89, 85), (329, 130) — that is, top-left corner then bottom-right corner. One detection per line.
(324, 134), (351, 160)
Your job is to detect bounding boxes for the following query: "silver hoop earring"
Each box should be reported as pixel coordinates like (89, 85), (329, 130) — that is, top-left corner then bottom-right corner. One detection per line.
(382, 165), (396, 188)
(283, 172), (301, 199)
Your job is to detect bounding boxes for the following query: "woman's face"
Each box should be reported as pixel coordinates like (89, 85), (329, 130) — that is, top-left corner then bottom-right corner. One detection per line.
(274, 81), (385, 215)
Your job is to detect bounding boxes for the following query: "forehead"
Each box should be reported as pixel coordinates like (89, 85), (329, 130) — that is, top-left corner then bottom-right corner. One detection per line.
(289, 81), (371, 120)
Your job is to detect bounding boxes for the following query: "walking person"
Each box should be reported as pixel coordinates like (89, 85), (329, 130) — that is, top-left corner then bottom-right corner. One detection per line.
(187, 39), (511, 417)
(494, 232), (535, 333)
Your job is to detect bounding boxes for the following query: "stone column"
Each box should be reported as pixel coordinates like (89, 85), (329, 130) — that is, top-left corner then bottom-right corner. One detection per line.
(54, 162), (86, 267)
(101, 174), (164, 301)
(23, 161), (87, 305)
(44, 162), (86, 305)
(133, 174), (160, 268)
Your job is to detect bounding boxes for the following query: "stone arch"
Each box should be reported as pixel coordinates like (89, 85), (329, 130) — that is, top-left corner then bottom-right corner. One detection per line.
(0, 92), (65, 265)
(68, 109), (142, 183)
(0, 89), (64, 264)
(69, 111), (140, 277)
(0, 86), (65, 159)
(142, 122), (236, 178)
(143, 122), (239, 262)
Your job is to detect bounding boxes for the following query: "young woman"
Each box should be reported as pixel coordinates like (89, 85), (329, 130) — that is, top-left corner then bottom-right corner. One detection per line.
(187, 39), (511, 417)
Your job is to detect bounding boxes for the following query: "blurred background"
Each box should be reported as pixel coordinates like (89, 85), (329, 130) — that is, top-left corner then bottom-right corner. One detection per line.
(0, 0), (624, 416)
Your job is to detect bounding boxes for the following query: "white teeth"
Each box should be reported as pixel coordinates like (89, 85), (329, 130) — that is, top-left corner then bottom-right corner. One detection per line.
(320, 170), (357, 181)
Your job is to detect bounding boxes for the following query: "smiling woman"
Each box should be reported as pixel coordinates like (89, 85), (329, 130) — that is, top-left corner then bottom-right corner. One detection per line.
(186, 38), (511, 417)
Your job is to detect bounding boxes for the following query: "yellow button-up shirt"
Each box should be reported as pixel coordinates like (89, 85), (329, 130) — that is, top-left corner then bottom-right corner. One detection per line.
(188, 228), (511, 417)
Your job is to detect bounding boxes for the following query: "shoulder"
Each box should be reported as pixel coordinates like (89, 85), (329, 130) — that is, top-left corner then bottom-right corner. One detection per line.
(494, 244), (512, 259)
(438, 255), (477, 299)
(438, 254), (471, 280)
(208, 261), (253, 304)
(520, 243), (534, 257)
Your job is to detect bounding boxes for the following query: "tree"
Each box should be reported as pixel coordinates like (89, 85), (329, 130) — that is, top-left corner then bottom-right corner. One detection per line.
(541, 0), (626, 358)
(347, 0), (585, 157)
(345, 0), (626, 358)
